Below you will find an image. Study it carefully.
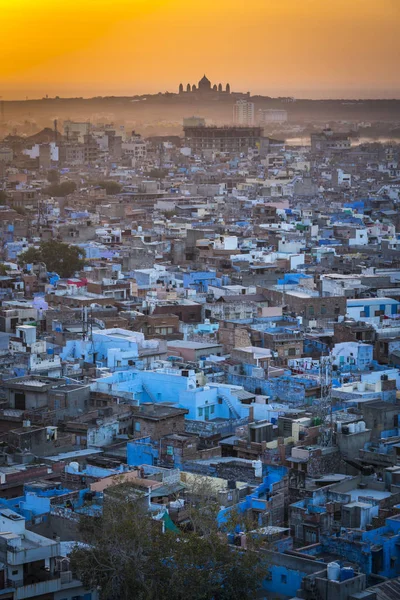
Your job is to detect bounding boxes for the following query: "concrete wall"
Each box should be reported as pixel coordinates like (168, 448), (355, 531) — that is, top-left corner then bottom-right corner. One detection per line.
(261, 550), (323, 598)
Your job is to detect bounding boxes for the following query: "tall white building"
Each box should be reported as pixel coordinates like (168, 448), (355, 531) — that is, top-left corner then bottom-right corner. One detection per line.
(233, 100), (255, 126)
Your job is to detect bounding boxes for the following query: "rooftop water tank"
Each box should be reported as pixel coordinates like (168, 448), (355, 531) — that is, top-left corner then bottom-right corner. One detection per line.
(340, 566), (354, 581)
(327, 562), (340, 581)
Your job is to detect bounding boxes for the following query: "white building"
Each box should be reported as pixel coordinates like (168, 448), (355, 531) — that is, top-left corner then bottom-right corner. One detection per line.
(0, 507), (97, 599)
(23, 143), (59, 162)
(233, 100), (255, 126)
(121, 139), (147, 160)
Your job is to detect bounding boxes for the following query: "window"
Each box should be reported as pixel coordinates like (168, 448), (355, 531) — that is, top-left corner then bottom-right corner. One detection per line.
(210, 405), (215, 414)
(288, 347), (296, 356)
(14, 392), (26, 410)
(321, 305), (327, 315)
(198, 407), (203, 417)
(281, 574), (287, 584)
(135, 422), (141, 432)
(166, 445), (174, 455)
(308, 305), (314, 316)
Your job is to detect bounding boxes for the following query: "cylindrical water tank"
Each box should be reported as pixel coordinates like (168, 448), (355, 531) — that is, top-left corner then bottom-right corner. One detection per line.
(341, 567), (354, 581)
(69, 461), (79, 472)
(359, 421), (366, 431)
(327, 562), (340, 581)
(253, 460), (263, 478)
(349, 423), (356, 434)
(336, 422), (342, 433)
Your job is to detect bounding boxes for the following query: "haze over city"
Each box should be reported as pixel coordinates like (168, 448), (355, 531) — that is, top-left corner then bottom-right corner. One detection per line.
(1, 0), (400, 100)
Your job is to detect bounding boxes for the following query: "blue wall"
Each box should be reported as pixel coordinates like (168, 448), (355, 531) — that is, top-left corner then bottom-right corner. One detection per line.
(127, 437), (159, 466)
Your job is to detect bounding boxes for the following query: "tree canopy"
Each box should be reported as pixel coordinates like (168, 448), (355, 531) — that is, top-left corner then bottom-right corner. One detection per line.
(43, 180), (76, 197)
(147, 168), (168, 180)
(0, 191), (9, 205)
(70, 481), (268, 600)
(95, 180), (122, 195)
(47, 169), (60, 184)
(18, 240), (85, 278)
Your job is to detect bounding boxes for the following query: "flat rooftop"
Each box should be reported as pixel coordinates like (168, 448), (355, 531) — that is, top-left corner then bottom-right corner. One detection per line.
(347, 297), (400, 306)
(45, 448), (103, 462)
(348, 488), (391, 502)
(285, 290), (314, 299)
(167, 341), (222, 349)
(234, 346), (272, 358)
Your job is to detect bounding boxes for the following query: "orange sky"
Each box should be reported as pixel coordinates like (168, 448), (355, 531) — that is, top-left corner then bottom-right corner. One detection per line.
(1, 0), (399, 100)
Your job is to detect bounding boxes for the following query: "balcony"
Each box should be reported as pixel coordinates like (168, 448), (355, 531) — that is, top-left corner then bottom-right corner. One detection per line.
(11, 571), (76, 600)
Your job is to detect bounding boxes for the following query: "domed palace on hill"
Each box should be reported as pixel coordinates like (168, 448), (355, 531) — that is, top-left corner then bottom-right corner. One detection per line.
(178, 75), (249, 99)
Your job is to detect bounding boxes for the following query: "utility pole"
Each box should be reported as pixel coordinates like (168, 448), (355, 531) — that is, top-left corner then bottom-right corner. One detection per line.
(318, 352), (333, 445)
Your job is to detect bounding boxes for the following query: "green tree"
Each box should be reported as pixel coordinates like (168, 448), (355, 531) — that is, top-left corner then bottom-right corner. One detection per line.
(96, 180), (122, 195)
(17, 246), (41, 266)
(44, 180), (76, 197)
(13, 205), (27, 215)
(147, 168), (168, 179)
(0, 191), (8, 205)
(70, 481), (268, 600)
(47, 169), (60, 184)
(163, 209), (177, 219)
(18, 240), (85, 278)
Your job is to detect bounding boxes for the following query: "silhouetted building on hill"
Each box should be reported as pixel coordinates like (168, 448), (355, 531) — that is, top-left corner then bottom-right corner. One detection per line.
(178, 75), (245, 99)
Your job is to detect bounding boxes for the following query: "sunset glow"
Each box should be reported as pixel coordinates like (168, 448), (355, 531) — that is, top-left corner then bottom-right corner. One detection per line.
(1, 0), (399, 99)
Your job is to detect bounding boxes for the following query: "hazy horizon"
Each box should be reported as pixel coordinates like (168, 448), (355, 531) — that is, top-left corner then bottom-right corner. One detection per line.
(2, 0), (399, 103)
(2, 87), (400, 102)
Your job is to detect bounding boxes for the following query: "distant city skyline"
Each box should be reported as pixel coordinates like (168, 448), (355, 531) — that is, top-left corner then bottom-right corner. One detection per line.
(3, 86), (400, 102)
(1, 0), (399, 101)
